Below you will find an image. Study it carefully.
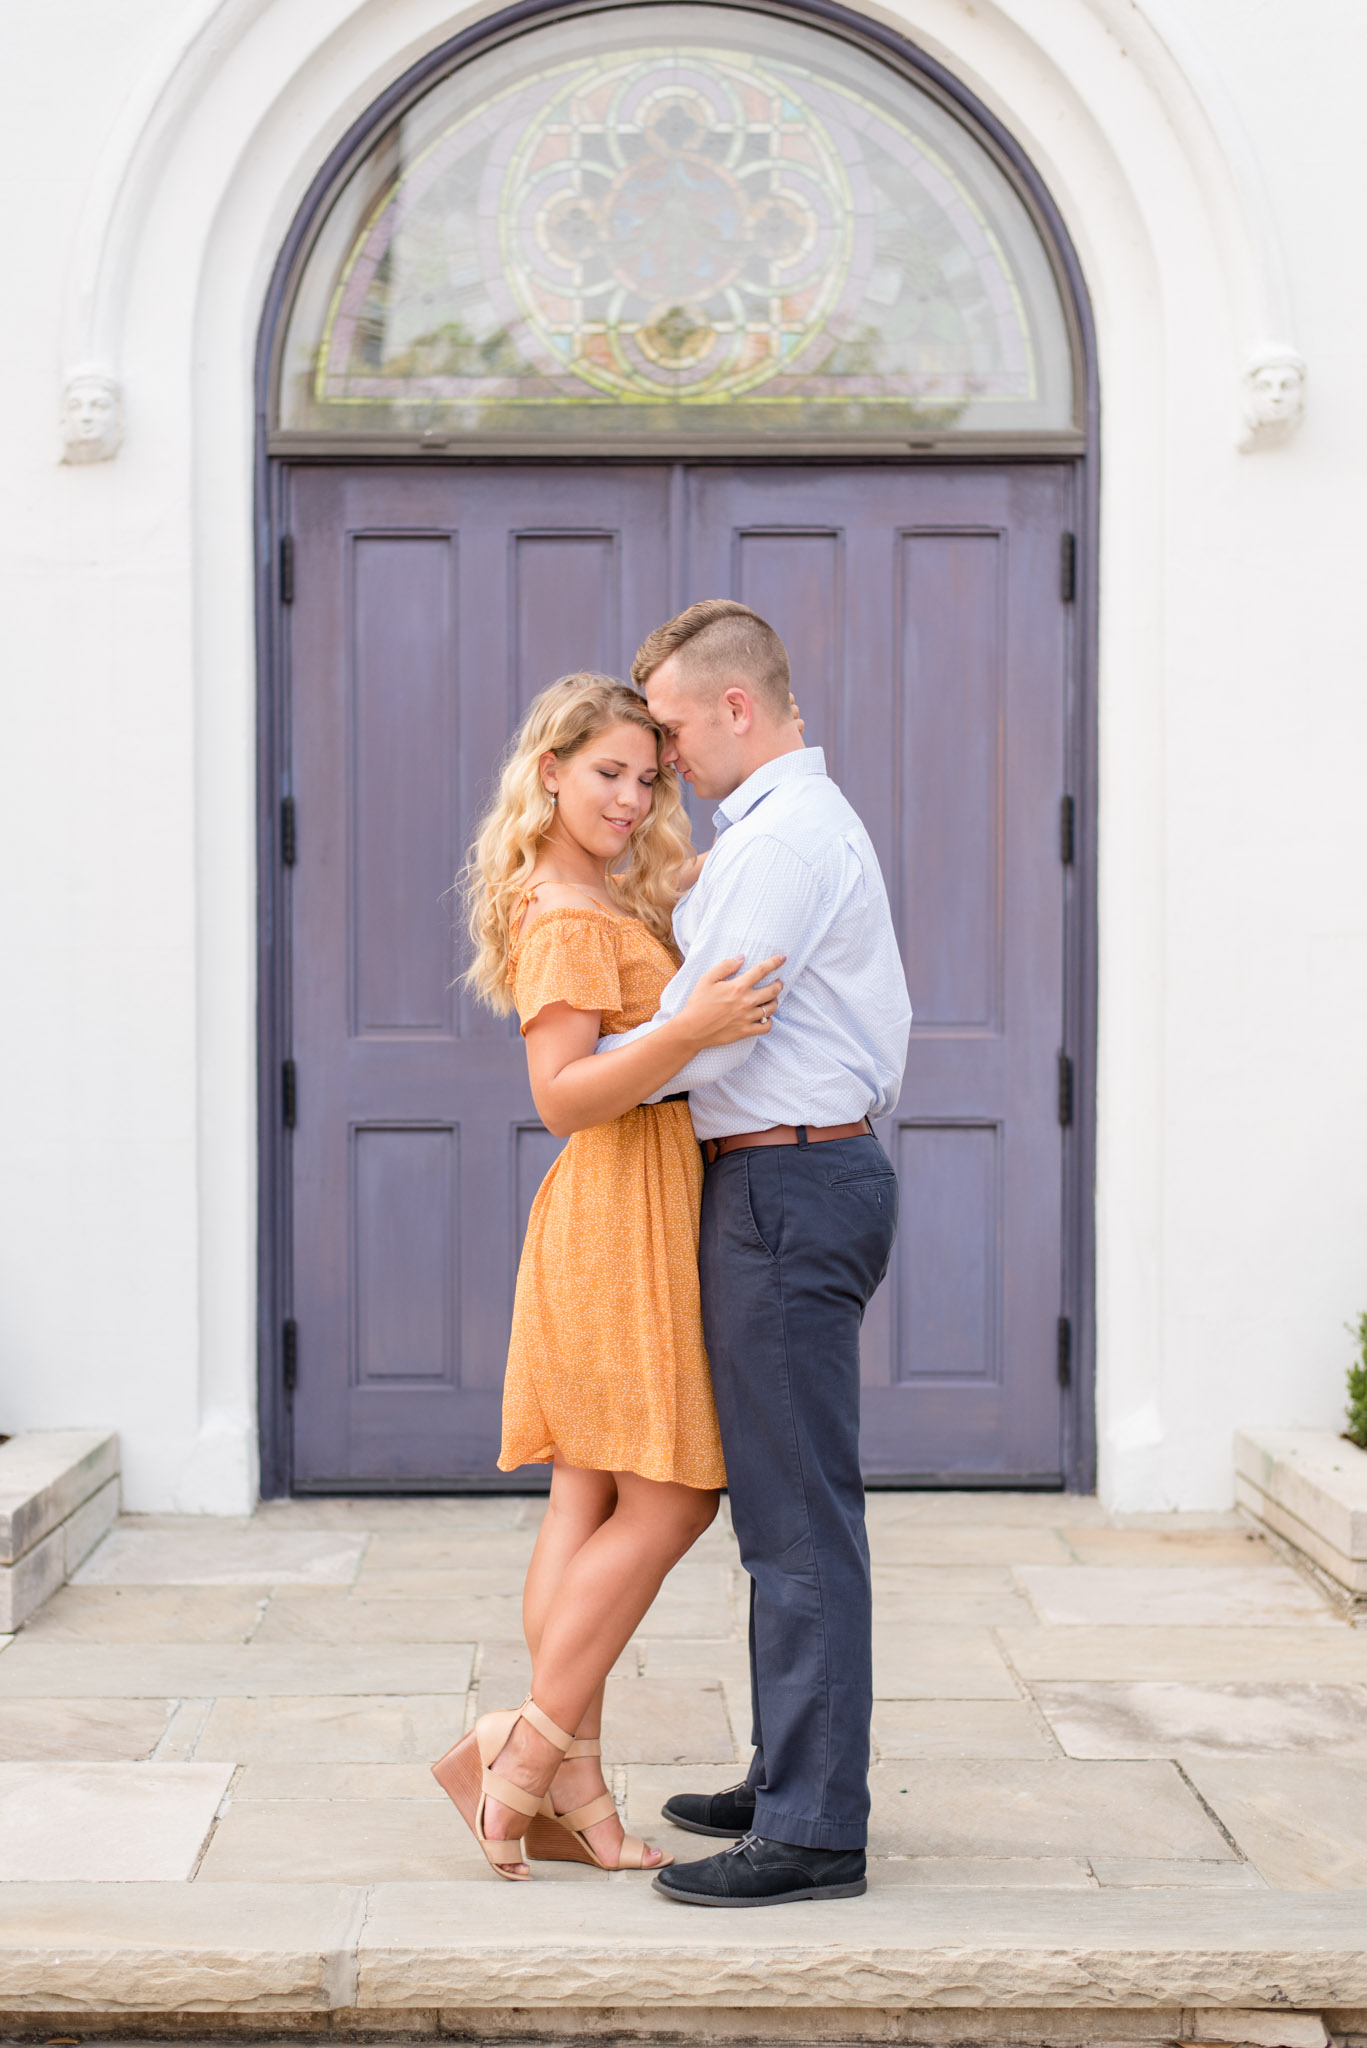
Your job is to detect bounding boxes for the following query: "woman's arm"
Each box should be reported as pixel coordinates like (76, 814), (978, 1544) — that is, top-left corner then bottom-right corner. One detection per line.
(673, 849), (709, 894)
(524, 953), (783, 1136)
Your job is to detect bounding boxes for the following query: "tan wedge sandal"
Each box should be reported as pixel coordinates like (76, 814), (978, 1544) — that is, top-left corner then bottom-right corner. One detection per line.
(431, 1694), (574, 1881)
(524, 1736), (674, 1871)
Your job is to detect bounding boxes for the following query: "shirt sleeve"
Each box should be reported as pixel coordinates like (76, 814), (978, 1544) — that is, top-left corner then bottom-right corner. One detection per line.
(512, 913), (621, 1035)
(595, 831), (830, 1097)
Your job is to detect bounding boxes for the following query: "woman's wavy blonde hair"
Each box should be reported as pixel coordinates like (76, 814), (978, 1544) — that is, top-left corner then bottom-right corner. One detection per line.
(462, 672), (693, 1014)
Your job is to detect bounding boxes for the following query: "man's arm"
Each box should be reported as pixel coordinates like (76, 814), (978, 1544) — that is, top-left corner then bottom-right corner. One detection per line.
(598, 832), (830, 1097)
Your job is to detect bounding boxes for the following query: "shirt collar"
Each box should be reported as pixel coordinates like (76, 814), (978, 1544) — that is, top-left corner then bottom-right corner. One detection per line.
(712, 746), (826, 836)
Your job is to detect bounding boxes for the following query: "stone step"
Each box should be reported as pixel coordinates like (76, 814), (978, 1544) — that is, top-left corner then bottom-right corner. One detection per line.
(1, 1882), (1365, 2020)
(0, 1432), (120, 1631)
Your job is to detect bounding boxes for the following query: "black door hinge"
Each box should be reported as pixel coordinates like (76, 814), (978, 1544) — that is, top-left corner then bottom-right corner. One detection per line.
(1059, 794), (1075, 865)
(1057, 1315), (1072, 1388)
(1057, 1051), (1074, 1127)
(281, 795), (297, 866)
(279, 534), (295, 604)
(1060, 531), (1076, 603)
(283, 1319), (299, 1394)
(282, 1058), (297, 1128)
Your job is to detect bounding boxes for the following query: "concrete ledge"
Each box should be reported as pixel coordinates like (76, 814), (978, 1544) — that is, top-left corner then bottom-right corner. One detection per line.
(0, 1433), (120, 1631)
(1235, 1429), (1367, 1611)
(2, 1884), (1365, 2017)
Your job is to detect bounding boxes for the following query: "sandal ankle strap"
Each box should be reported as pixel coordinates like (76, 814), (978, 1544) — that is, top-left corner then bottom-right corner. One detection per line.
(518, 1693), (575, 1754)
(565, 1736), (601, 1759)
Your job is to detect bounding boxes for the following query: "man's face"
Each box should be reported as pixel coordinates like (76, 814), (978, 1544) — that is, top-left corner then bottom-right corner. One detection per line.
(645, 655), (748, 802)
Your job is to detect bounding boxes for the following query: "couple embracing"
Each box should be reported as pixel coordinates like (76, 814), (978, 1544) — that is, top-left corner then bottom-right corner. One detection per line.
(433, 600), (911, 1908)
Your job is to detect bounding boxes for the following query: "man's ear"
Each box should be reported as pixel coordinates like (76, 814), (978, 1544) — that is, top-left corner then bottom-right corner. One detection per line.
(720, 686), (754, 736)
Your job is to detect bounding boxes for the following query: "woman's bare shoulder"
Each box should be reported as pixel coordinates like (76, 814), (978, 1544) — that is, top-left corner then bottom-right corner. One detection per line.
(516, 879), (609, 938)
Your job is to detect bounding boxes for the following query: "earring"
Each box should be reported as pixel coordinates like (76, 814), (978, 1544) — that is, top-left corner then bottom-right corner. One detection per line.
(549, 793), (558, 807)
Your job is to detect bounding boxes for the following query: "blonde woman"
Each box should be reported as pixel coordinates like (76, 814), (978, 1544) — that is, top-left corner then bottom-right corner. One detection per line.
(432, 674), (783, 1881)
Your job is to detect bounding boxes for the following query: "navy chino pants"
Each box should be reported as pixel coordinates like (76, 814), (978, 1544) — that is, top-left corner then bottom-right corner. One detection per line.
(698, 1131), (899, 1851)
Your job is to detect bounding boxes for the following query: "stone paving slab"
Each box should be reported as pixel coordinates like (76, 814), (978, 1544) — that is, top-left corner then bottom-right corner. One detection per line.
(1014, 1565), (1334, 1627)
(1179, 1757), (1367, 1888)
(867, 1526), (1076, 1565)
(234, 1761), (447, 1800)
(252, 1496), (539, 1533)
(862, 1761), (1234, 1861)
(0, 1882), (364, 2011)
(354, 1531), (539, 1573)
(864, 1493), (1111, 1527)
(353, 1883), (1367, 2008)
(4, 1882), (1366, 2016)
(1089, 1858), (1267, 1889)
(1001, 1626), (1367, 1681)
(17, 1585), (270, 1642)
(73, 1526), (366, 1587)
(1059, 1528), (1276, 1568)
(0, 1696), (174, 1761)
(874, 1857), (1094, 1888)
(250, 1596), (503, 1645)
(194, 1693), (470, 1764)
(874, 1627), (1021, 1699)
(0, 1642), (475, 1697)
(872, 1700), (1054, 1759)
(0, 1762), (233, 1881)
(1033, 1680), (1367, 1758)
(195, 1796), (527, 1885)
(874, 1591), (1039, 1627)
(601, 1677), (736, 1764)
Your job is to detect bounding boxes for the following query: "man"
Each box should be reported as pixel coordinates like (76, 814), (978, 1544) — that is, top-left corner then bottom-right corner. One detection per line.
(596, 599), (911, 1906)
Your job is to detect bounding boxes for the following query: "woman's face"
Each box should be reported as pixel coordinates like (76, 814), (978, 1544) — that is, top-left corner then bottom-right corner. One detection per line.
(540, 721), (661, 864)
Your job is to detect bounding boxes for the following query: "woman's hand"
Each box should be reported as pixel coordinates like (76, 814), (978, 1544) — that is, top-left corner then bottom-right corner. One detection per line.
(680, 955), (785, 1048)
(789, 691), (805, 736)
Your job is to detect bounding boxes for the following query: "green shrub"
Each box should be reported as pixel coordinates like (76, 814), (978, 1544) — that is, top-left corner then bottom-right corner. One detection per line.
(1348, 1312), (1367, 1450)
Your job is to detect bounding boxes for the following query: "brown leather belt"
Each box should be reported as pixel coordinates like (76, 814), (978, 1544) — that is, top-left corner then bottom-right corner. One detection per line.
(702, 1118), (872, 1166)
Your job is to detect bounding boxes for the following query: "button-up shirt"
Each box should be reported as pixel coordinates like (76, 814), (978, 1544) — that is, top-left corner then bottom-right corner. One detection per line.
(597, 748), (911, 1142)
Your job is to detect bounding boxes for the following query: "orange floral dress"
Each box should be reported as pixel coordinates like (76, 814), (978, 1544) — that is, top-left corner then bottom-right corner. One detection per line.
(498, 904), (725, 1490)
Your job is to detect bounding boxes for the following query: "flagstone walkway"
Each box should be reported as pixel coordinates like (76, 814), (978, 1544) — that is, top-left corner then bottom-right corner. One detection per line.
(2, 1490), (1367, 2026)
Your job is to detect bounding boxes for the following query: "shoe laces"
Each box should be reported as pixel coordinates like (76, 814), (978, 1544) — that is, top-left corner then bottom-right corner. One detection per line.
(725, 1831), (763, 1857)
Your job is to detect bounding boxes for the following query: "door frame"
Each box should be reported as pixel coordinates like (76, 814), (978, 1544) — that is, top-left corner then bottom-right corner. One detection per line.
(252, 0), (1100, 1498)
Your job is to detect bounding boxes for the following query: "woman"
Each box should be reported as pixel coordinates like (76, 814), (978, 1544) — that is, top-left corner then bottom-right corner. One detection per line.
(432, 673), (784, 1880)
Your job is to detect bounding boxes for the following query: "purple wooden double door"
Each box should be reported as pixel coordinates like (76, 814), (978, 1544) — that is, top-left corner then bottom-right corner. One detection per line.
(283, 462), (1073, 1488)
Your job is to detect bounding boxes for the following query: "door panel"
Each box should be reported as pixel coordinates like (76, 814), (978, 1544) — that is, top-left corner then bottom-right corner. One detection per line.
(283, 461), (1072, 1487)
(686, 466), (1069, 1481)
(287, 466), (671, 1485)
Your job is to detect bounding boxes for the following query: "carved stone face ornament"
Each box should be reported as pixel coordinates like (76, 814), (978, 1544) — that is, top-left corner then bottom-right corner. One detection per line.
(61, 368), (124, 464)
(1240, 350), (1305, 451)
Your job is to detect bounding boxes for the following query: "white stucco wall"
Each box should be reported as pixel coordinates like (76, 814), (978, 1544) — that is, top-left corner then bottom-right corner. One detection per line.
(0, 0), (1362, 1511)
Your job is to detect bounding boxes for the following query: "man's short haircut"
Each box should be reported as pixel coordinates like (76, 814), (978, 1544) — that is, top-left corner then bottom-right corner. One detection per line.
(632, 599), (791, 715)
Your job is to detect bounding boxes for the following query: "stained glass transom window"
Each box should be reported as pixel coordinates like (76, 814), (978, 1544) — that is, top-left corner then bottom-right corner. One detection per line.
(278, 6), (1075, 441)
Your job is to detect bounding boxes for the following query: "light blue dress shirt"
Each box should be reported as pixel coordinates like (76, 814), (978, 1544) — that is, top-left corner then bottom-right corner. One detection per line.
(597, 748), (912, 1142)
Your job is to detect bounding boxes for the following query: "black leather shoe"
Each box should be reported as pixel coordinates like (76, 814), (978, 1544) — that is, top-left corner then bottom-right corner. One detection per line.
(660, 1779), (756, 1838)
(653, 1832), (867, 1907)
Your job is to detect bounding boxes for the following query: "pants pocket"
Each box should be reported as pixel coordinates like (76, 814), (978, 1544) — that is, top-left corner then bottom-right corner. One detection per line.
(743, 1151), (784, 1260)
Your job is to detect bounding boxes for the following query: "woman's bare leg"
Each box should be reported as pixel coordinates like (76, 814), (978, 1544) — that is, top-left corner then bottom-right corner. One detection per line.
(522, 1460), (617, 1664)
(484, 1470), (718, 1868)
(520, 1462), (615, 1857)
